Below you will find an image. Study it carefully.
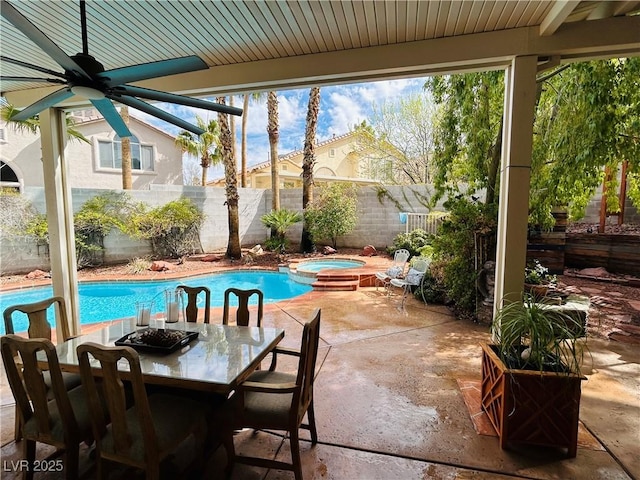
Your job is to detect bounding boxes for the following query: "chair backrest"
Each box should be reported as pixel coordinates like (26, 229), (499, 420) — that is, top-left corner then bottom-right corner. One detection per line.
(393, 249), (410, 266)
(3, 296), (71, 342)
(77, 342), (159, 466)
(294, 309), (321, 423)
(405, 258), (430, 285)
(223, 288), (264, 327)
(177, 285), (211, 323)
(1, 335), (78, 445)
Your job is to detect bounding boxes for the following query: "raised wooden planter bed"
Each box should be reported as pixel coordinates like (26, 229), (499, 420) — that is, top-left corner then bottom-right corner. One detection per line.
(480, 343), (584, 457)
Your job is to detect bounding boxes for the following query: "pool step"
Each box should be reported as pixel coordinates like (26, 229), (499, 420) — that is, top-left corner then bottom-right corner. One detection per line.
(313, 272), (360, 291)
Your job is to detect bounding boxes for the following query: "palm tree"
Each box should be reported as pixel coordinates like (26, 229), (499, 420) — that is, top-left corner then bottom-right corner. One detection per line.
(174, 116), (221, 186)
(267, 92), (280, 212)
(217, 97), (242, 259)
(301, 87), (321, 253)
(120, 106), (132, 189)
(241, 94), (250, 187)
(240, 92), (264, 188)
(1, 100), (88, 144)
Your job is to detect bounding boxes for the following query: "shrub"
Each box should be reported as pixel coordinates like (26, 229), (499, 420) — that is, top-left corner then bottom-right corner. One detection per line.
(261, 209), (302, 252)
(431, 196), (497, 315)
(74, 191), (134, 267)
(388, 228), (433, 257)
(125, 257), (152, 274)
(304, 183), (358, 248)
(132, 197), (204, 258)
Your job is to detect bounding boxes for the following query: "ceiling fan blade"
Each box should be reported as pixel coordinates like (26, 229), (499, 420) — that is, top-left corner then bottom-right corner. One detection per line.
(11, 88), (74, 121)
(108, 94), (205, 135)
(1, 76), (66, 84)
(97, 56), (208, 87)
(90, 98), (132, 138)
(1, 1), (90, 80)
(1, 56), (67, 79)
(115, 85), (243, 117)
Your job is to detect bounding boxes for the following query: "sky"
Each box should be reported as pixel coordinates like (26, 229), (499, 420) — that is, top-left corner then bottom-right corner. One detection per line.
(131, 77), (428, 182)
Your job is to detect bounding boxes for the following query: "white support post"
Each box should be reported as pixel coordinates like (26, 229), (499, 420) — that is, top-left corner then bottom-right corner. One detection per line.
(493, 56), (539, 331)
(39, 108), (80, 339)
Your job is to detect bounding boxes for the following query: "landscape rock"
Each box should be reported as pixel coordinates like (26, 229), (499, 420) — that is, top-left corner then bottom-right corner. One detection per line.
(25, 269), (50, 279)
(362, 245), (377, 256)
(150, 261), (173, 271)
(577, 267), (611, 278)
(322, 246), (337, 255)
(250, 244), (264, 255)
(200, 254), (223, 262)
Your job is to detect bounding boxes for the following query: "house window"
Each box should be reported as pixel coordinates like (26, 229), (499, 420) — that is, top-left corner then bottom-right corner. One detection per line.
(0, 161), (20, 192)
(329, 148), (336, 157)
(282, 165), (288, 171)
(98, 135), (154, 171)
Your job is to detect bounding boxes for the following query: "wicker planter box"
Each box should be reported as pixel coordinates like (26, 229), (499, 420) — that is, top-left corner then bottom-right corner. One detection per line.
(480, 343), (584, 457)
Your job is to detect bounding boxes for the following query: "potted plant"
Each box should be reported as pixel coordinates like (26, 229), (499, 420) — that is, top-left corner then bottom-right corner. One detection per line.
(524, 259), (556, 297)
(480, 294), (587, 457)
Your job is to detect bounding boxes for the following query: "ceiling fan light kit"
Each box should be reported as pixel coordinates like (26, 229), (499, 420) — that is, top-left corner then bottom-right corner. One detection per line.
(0, 0), (242, 137)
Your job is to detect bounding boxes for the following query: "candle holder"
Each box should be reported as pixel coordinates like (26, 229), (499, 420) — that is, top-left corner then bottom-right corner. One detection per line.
(164, 288), (185, 323)
(135, 301), (153, 327)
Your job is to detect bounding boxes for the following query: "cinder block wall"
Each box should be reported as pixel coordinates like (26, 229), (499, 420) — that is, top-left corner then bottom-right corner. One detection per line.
(1, 184), (444, 274)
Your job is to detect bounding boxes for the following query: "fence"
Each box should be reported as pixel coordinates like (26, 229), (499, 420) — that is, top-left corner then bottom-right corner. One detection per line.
(402, 212), (448, 235)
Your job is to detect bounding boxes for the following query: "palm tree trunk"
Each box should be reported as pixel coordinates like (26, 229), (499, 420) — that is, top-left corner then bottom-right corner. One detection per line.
(230, 96), (237, 179)
(217, 97), (242, 259)
(120, 106), (132, 189)
(267, 92), (280, 212)
(301, 87), (320, 253)
(241, 94), (249, 188)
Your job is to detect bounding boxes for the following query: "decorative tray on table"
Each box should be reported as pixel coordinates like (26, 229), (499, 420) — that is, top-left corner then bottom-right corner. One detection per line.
(115, 328), (199, 354)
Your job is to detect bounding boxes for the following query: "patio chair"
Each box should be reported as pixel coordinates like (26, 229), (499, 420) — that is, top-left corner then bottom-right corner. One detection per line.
(375, 249), (410, 293)
(77, 342), (212, 480)
(1, 335), (96, 480)
(3, 297), (81, 441)
(224, 309), (321, 480)
(177, 285), (211, 323)
(223, 288), (264, 327)
(390, 258), (430, 307)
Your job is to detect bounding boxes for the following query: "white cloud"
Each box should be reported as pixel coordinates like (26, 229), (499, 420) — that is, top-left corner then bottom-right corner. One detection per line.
(117, 77), (430, 179)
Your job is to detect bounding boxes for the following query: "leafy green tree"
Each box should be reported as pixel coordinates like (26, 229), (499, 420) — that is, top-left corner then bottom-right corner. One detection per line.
(174, 116), (221, 186)
(353, 93), (437, 185)
(425, 58), (640, 225)
(304, 183), (358, 249)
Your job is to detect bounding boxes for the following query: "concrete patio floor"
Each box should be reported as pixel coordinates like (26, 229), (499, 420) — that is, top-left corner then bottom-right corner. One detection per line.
(1, 287), (638, 479)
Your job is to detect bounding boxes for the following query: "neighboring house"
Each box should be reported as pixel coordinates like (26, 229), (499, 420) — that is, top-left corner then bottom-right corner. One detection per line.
(208, 131), (381, 188)
(0, 109), (183, 191)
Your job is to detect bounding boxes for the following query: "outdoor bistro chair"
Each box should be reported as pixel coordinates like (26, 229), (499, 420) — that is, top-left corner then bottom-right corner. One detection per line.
(224, 309), (321, 480)
(390, 258), (430, 307)
(176, 285), (211, 323)
(222, 288), (264, 327)
(77, 342), (212, 480)
(375, 249), (410, 293)
(1, 335), (95, 480)
(3, 297), (82, 441)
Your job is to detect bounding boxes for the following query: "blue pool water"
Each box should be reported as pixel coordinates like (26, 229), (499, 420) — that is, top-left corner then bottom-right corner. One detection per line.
(296, 259), (364, 273)
(0, 271), (312, 334)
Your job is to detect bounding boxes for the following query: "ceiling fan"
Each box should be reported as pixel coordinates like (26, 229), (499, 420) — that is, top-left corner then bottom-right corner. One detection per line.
(0, 0), (242, 137)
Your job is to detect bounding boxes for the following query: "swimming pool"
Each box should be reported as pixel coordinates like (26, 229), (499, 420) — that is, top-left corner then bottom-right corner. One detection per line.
(296, 259), (365, 273)
(0, 270), (312, 334)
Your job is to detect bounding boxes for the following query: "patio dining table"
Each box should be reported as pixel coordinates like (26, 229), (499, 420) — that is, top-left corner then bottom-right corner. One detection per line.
(45, 319), (284, 394)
